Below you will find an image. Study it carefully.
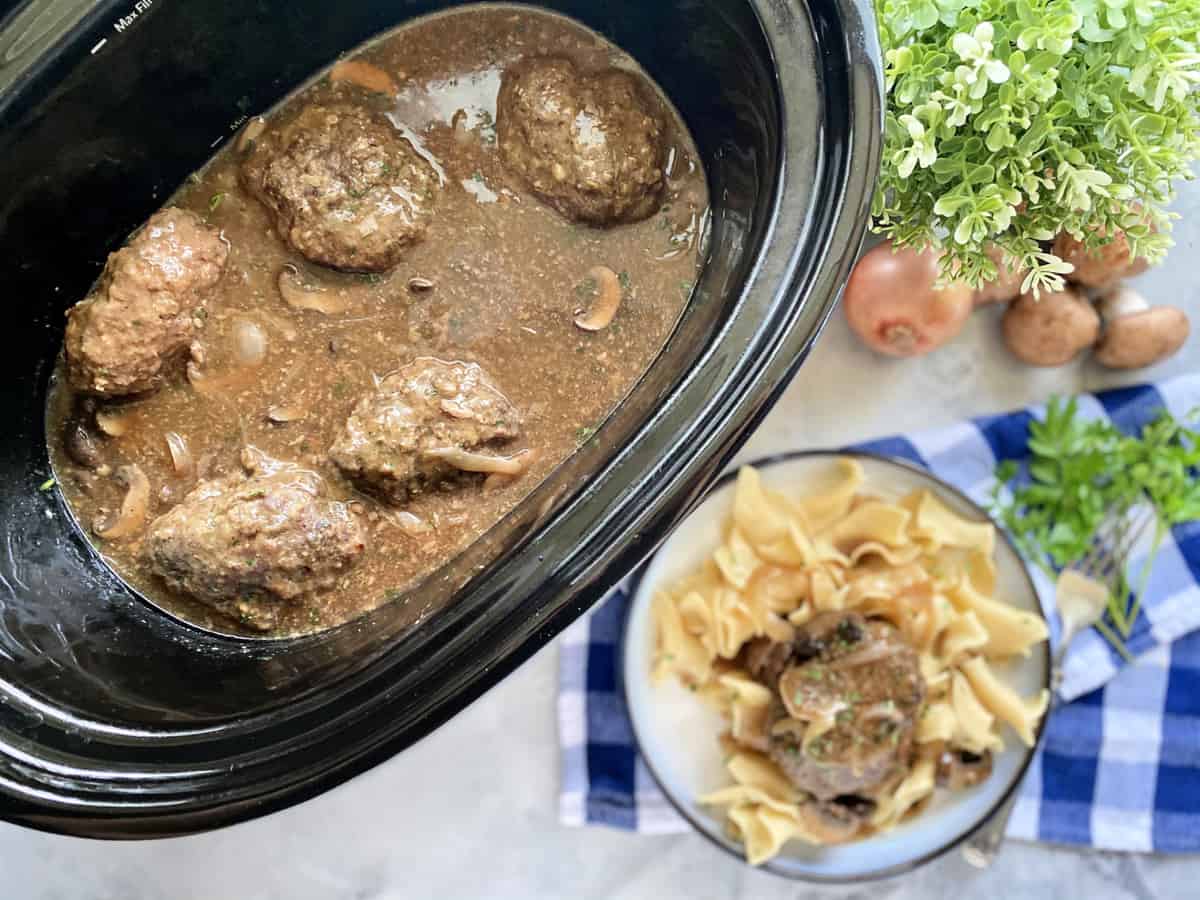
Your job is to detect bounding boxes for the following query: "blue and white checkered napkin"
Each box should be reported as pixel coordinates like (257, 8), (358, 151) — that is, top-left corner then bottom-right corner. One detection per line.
(558, 374), (1200, 852)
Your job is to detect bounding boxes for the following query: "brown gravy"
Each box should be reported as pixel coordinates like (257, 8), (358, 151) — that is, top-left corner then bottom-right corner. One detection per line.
(46, 5), (708, 637)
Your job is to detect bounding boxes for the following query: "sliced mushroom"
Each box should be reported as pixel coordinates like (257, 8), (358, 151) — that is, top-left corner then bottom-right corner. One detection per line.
(236, 116), (267, 154)
(1002, 287), (1100, 366)
(278, 265), (349, 315)
(164, 431), (195, 478)
(796, 800), (867, 845)
(1093, 286), (1190, 369)
(574, 265), (623, 332)
(1054, 228), (1151, 288)
(330, 59), (399, 95)
(64, 421), (102, 469)
(266, 404), (306, 424)
(425, 447), (532, 475)
(936, 749), (993, 790)
(95, 409), (130, 437)
(407, 277), (435, 293)
(94, 464), (150, 540)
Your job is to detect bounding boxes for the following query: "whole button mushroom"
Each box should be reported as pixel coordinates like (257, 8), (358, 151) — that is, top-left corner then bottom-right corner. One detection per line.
(1093, 286), (1190, 369)
(1053, 229), (1150, 288)
(1002, 286), (1100, 366)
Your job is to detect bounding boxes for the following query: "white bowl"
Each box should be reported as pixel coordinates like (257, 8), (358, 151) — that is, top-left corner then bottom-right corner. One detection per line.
(622, 451), (1051, 882)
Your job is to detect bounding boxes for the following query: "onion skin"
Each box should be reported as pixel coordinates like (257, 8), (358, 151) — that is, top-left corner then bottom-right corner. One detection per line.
(844, 242), (974, 357)
(974, 245), (1028, 306)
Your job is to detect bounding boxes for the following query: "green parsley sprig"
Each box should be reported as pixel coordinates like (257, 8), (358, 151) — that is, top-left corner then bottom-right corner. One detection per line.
(989, 396), (1200, 650)
(873, 0), (1200, 293)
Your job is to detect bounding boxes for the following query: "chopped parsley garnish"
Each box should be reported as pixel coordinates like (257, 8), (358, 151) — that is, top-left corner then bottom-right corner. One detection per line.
(208, 192), (226, 213)
(575, 425), (597, 444)
(618, 270), (632, 292)
(38, 477), (55, 492)
(804, 668), (823, 681)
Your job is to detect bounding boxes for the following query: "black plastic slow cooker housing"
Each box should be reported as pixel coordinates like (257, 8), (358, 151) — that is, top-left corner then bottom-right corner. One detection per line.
(0, 0), (881, 837)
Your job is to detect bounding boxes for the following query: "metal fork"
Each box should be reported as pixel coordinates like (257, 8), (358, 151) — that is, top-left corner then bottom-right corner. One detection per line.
(961, 505), (1155, 869)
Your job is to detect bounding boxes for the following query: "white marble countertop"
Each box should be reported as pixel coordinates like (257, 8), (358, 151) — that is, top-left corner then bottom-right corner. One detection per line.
(3, 197), (1199, 898)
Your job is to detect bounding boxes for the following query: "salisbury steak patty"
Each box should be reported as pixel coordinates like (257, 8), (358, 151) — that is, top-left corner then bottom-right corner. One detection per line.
(765, 613), (925, 800)
(496, 56), (666, 226)
(330, 358), (522, 503)
(145, 464), (365, 631)
(65, 208), (228, 397)
(242, 104), (440, 272)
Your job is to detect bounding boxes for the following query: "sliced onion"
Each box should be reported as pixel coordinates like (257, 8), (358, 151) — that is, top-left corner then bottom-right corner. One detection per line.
(484, 450), (539, 490)
(232, 319), (268, 367)
(389, 510), (433, 537)
(95, 409), (130, 437)
(164, 431), (195, 478)
(94, 464), (150, 540)
(574, 265), (623, 332)
(187, 362), (256, 399)
(859, 701), (907, 725)
(257, 310), (299, 342)
(278, 265), (348, 315)
(426, 447), (531, 475)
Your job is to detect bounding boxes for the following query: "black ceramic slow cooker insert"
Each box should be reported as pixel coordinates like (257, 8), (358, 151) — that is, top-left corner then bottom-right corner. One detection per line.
(0, 0), (882, 837)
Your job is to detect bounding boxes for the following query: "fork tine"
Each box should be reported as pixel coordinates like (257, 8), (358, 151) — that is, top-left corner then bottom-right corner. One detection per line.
(1104, 507), (1154, 574)
(1077, 506), (1126, 579)
(1075, 507), (1120, 577)
(1075, 505), (1155, 585)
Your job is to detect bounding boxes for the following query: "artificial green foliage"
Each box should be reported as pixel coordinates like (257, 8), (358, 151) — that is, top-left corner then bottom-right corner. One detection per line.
(990, 397), (1200, 646)
(873, 0), (1200, 292)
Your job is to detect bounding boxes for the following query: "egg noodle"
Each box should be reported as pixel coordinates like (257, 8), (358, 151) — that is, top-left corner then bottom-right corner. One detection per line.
(652, 458), (1049, 865)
